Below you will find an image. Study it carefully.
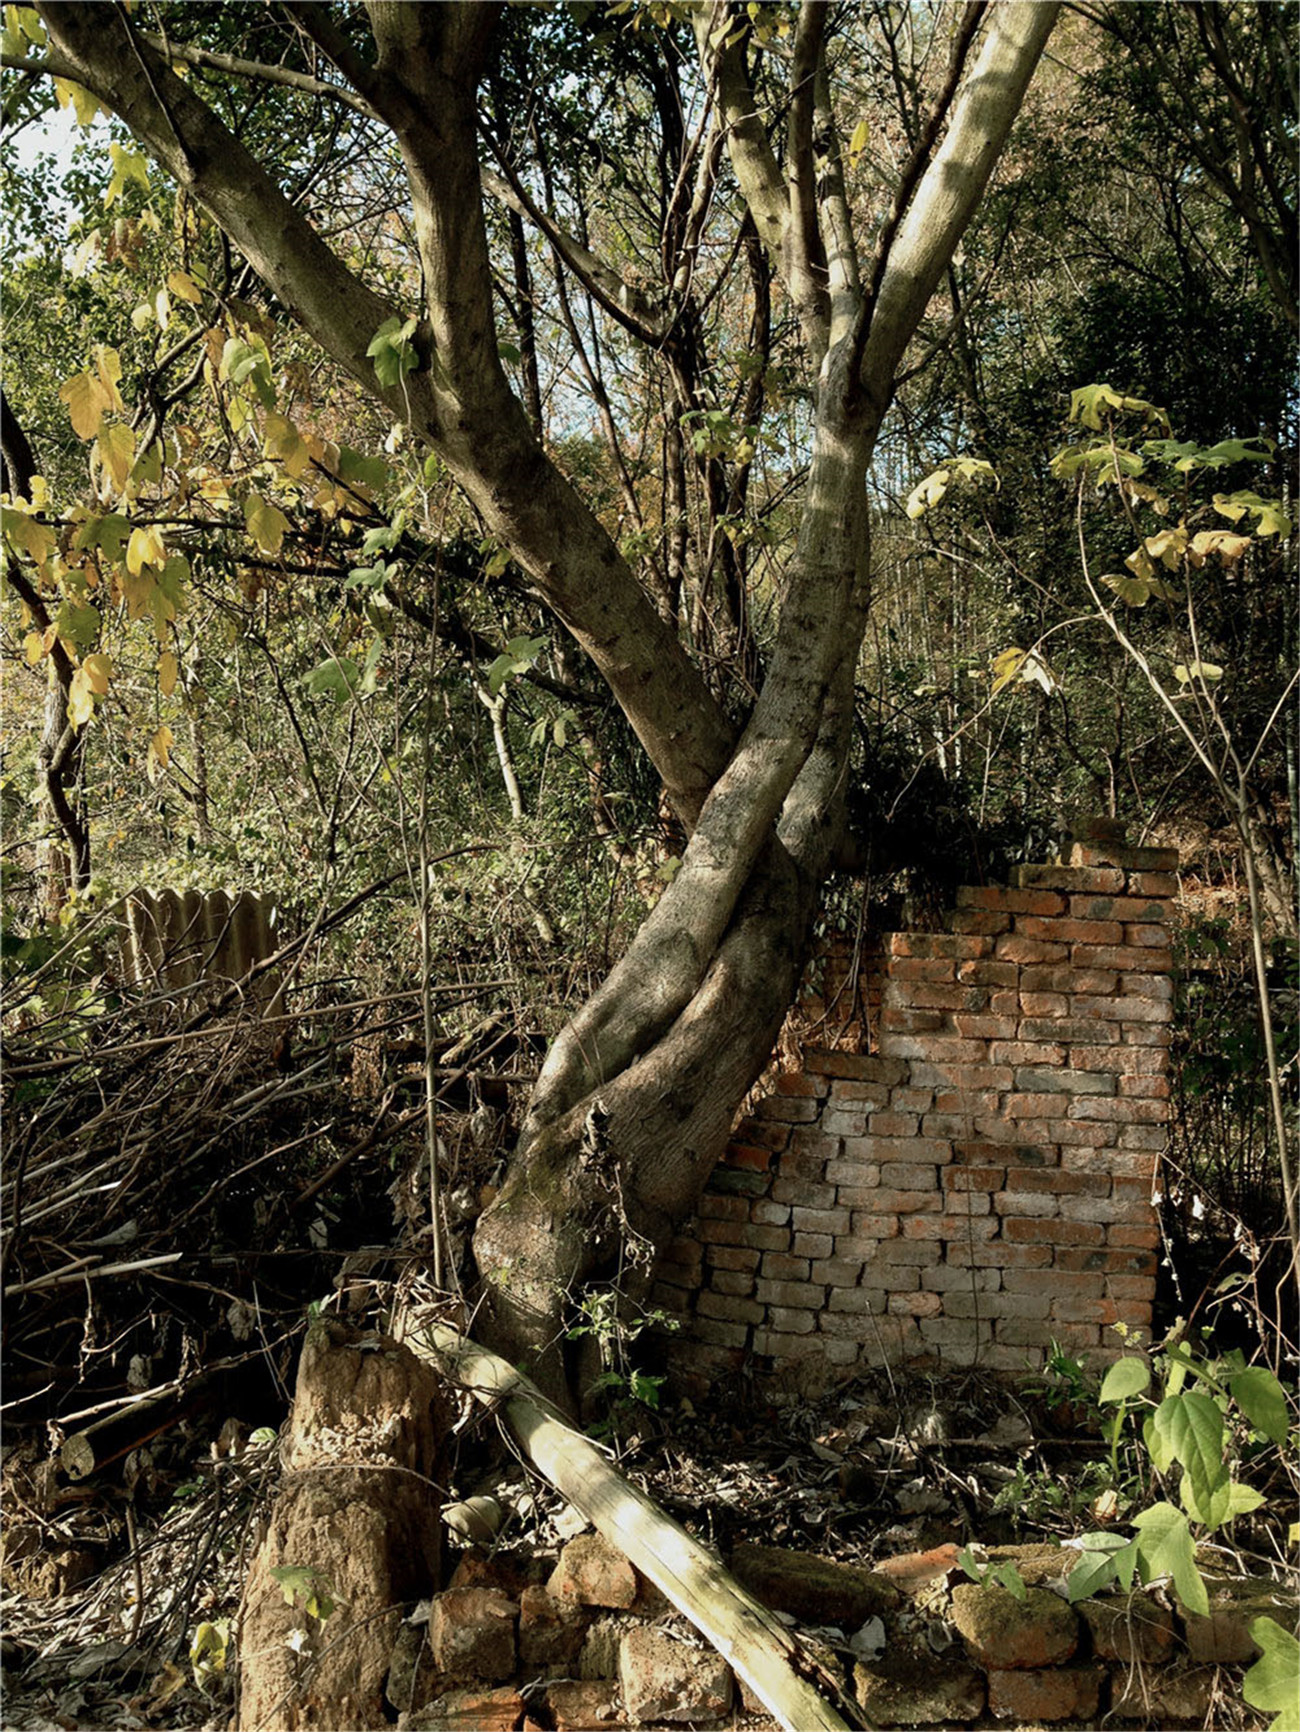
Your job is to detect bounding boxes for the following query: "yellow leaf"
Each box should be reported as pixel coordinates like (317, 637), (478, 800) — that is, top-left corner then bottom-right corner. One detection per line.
(24, 630), (43, 665)
(105, 141), (151, 208)
(95, 422), (136, 492)
(95, 346), (124, 410)
(992, 646), (1026, 693)
(166, 268), (203, 304)
(244, 491), (289, 555)
(148, 723), (174, 779)
(1190, 529), (1251, 565)
(82, 652), (112, 696)
(1174, 661), (1223, 685)
(126, 523), (166, 575)
(67, 668), (95, 728)
(153, 284), (171, 331)
(263, 412), (308, 479)
(59, 369), (110, 440)
(53, 76), (104, 127)
(847, 117), (870, 168)
(158, 650), (179, 696)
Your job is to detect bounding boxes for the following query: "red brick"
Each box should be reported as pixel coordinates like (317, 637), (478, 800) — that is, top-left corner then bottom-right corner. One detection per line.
(889, 930), (994, 959)
(1004, 1217), (1106, 1245)
(947, 908), (1012, 935)
(951, 1013), (1020, 1040)
(1120, 1074), (1170, 1098)
(805, 1051), (908, 1082)
(1127, 870), (1178, 895)
(1071, 1096), (1166, 1123)
(1017, 915), (1124, 945)
(1072, 893), (1169, 922)
(1045, 1119), (1112, 1146)
(989, 1039), (1066, 1065)
(1004, 1093), (1066, 1118)
(993, 1190), (1059, 1218)
(866, 1110), (920, 1137)
(1020, 964), (1117, 993)
(953, 1141), (1019, 1165)
(1020, 1017), (1118, 1043)
(1067, 1044), (1166, 1073)
(1071, 943), (1172, 971)
(1055, 1246), (1154, 1274)
(1070, 994), (1170, 1024)
(774, 1072), (830, 1098)
(879, 1034), (989, 1063)
(1108, 1274), (1157, 1301)
(1122, 1022), (1173, 1047)
(1052, 1295), (1121, 1326)
(1002, 1268), (1107, 1298)
(1014, 864), (1125, 893)
(879, 1007), (946, 1035)
(959, 886), (1066, 915)
(1120, 971), (1174, 999)
(937, 1090), (1005, 1115)
(1069, 842), (1178, 870)
(757, 1095), (820, 1124)
(723, 1142), (774, 1173)
(1107, 1224), (1160, 1250)
(1004, 1168), (1108, 1196)
(735, 1120), (791, 1150)
(887, 1289), (943, 1316)
(958, 959), (1019, 987)
(1019, 991), (1068, 1017)
(945, 1166), (1005, 1191)
(913, 1063), (1014, 1092)
(1125, 922), (1171, 946)
(986, 1666), (1103, 1722)
(903, 1212), (998, 1239)
(945, 1242), (1052, 1268)
(866, 1136), (953, 1163)
(996, 934), (1069, 964)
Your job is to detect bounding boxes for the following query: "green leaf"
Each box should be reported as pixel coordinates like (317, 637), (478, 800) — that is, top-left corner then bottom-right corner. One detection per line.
(104, 142), (150, 208)
(367, 316), (419, 388)
(1243, 1620), (1300, 1730)
(1229, 1367), (1290, 1444)
(337, 444), (390, 491)
(303, 656), (361, 703)
(1099, 1357), (1150, 1403)
(1069, 384), (1169, 433)
(1152, 1391), (1225, 1511)
(1213, 490), (1293, 538)
(244, 492), (290, 556)
(267, 1564), (337, 1621)
(1132, 1502), (1209, 1616)
(1066, 1545), (1121, 1602)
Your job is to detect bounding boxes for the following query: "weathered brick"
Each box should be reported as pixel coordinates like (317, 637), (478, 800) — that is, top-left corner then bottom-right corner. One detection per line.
(959, 886), (1066, 915)
(789, 1204), (850, 1235)
(1002, 1268), (1106, 1297)
(944, 1288), (1051, 1320)
(868, 1136), (953, 1164)
(948, 908), (1012, 935)
(789, 1131), (843, 1163)
(1004, 1217), (1105, 1245)
(958, 958), (1020, 987)
(757, 1095), (821, 1125)
(1122, 1021), (1173, 1047)
(1107, 1223), (1160, 1250)
(757, 1280), (823, 1312)
(830, 1078), (895, 1104)
(986, 1665), (1103, 1723)
(1071, 1095), (1166, 1123)
(890, 930), (996, 959)
(995, 934), (1069, 964)
(750, 1200), (790, 1227)
(738, 1223), (794, 1252)
(917, 1315), (992, 1345)
(697, 1290), (765, 1324)
(820, 1108), (868, 1137)
(1069, 841), (1178, 871)
(950, 1013), (1020, 1040)
(866, 1110), (920, 1137)
(722, 1143), (775, 1174)
(1020, 1016), (1118, 1043)
(1003, 1167), (1108, 1196)
(829, 1285), (894, 1313)
(698, 1219), (746, 1246)
(1067, 1043), (1166, 1073)
(920, 1112), (977, 1139)
(772, 1177), (837, 1208)
(752, 1326), (818, 1356)
(911, 1061), (1015, 1092)
(887, 956), (958, 983)
(706, 1244), (761, 1270)
(1125, 921), (1171, 947)
(805, 1051), (908, 1083)
(1047, 1119), (1113, 1147)
(945, 1241), (1052, 1268)
(839, 1222), (901, 1248)
(903, 1212), (998, 1239)
(761, 1251), (810, 1281)
(654, 1262), (702, 1292)
(1117, 1125), (1167, 1152)
(692, 1318), (751, 1348)
(792, 1232), (834, 1259)
(734, 1119), (790, 1151)
(711, 1269), (756, 1297)
(993, 1190), (1059, 1218)
(809, 1257), (868, 1287)
(1107, 1274), (1157, 1301)
(879, 1033), (989, 1063)
(1052, 1295), (1121, 1326)
(775, 1071), (830, 1098)
(1127, 870), (1178, 896)
(1069, 993), (1170, 1025)
(1071, 893), (1169, 922)
(1017, 915), (1124, 945)
(888, 1290), (944, 1317)
(1059, 1147), (1157, 1177)
(1013, 864), (1125, 893)
(1013, 1066), (1116, 1095)
(1118, 1073), (1170, 1099)
(1020, 964), (1117, 994)
(998, 1318), (1099, 1350)
(699, 1192), (750, 1221)
(989, 1039), (1066, 1066)
(928, 1263), (1001, 1291)
(1059, 1193), (1150, 1224)
(890, 1086), (936, 1113)
(860, 1189), (941, 1216)
(945, 1165), (1005, 1192)
(1004, 1093), (1066, 1118)
(936, 1089), (1005, 1115)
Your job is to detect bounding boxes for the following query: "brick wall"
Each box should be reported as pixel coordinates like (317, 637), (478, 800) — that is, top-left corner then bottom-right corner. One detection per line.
(656, 837), (1176, 1381)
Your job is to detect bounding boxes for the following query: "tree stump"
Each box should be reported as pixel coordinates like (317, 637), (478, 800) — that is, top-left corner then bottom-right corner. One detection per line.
(237, 1317), (446, 1732)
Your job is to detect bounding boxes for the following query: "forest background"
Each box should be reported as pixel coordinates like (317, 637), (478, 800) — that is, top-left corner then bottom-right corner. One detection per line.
(0, 0), (1295, 1464)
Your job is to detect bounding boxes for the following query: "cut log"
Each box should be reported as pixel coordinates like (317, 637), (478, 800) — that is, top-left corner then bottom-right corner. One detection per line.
(403, 1319), (864, 1732)
(237, 1318), (446, 1732)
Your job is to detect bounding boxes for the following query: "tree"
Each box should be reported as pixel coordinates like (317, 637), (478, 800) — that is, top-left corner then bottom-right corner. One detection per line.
(9, 0), (1058, 1397)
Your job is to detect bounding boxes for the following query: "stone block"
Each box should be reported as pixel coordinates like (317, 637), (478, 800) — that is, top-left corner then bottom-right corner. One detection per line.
(429, 1588), (517, 1682)
(730, 1542), (899, 1625)
(543, 1678), (622, 1729)
(986, 1664), (1104, 1722)
(1110, 1661), (1216, 1723)
(518, 1584), (590, 1668)
(398, 1686), (524, 1730)
(548, 1533), (638, 1609)
(853, 1640), (985, 1727)
(618, 1624), (733, 1725)
(1079, 1593), (1175, 1663)
(1182, 1579), (1298, 1663)
(950, 1582), (1079, 1668)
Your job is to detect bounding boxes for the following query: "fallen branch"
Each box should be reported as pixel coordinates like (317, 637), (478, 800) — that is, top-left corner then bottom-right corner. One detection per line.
(405, 1319), (865, 1732)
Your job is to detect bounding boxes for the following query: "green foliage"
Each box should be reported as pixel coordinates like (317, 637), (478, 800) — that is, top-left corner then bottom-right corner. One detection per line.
(957, 1546), (1027, 1600)
(1243, 1620), (1300, 1732)
(366, 315), (419, 389)
(268, 1564), (338, 1622)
